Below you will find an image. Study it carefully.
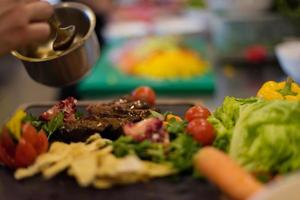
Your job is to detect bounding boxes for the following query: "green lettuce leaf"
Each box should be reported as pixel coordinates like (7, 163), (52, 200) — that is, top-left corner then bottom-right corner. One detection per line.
(229, 100), (300, 174)
(210, 96), (300, 174)
(208, 97), (258, 151)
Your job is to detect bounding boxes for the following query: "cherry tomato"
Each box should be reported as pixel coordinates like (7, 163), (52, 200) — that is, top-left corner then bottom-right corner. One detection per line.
(185, 105), (211, 122)
(22, 123), (37, 147)
(132, 86), (156, 105)
(187, 118), (215, 146)
(15, 139), (37, 168)
(34, 130), (49, 155)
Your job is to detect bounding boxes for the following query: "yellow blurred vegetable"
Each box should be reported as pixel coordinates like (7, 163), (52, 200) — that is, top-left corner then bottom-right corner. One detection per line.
(132, 50), (208, 80)
(257, 78), (300, 101)
(6, 110), (26, 140)
(166, 114), (182, 122)
(163, 114), (182, 128)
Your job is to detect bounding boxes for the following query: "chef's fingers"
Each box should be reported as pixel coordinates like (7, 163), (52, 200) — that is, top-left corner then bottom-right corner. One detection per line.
(9, 22), (50, 50)
(0, 2), (19, 15)
(23, 22), (51, 44)
(0, 21), (51, 56)
(24, 0), (40, 3)
(0, 0), (38, 9)
(26, 1), (53, 22)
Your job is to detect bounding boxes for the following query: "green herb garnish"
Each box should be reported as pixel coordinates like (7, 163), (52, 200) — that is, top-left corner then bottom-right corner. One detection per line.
(75, 111), (83, 119)
(166, 118), (188, 135)
(149, 110), (164, 120)
(23, 114), (43, 129)
(42, 112), (64, 138)
(113, 136), (166, 162)
(167, 133), (200, 172)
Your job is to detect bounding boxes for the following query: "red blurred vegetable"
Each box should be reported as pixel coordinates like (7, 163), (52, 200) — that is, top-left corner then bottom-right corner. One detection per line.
(0, 123), (49, 169)
(40, 97), (77, 122)
(187, 118), (215, 146)
(0, 128), (16, 158)
(15, 139), (37, 168)
(34, 130), (49, 155)
(123, 118), (169, 144)
(185, 105), (211, 122)
(132, 86), (156, 105)
(22, 123), (37, 147)
(245, 45), (267, 63)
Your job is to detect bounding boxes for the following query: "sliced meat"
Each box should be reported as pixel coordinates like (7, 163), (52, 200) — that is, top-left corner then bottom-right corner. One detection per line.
(87, 98), (151, 117)
(51, 98), (157, 143)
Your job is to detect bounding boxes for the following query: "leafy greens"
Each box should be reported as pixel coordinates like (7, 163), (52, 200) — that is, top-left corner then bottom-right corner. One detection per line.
(24, 112), (65, 139)
(113, 118), (200, 172)
(209, 96), (300, 174)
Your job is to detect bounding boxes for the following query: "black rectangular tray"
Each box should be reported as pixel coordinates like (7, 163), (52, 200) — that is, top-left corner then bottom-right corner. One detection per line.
(0, 103), (221, 200)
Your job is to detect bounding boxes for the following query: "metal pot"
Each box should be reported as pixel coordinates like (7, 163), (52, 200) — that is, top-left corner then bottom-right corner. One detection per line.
(12, 2), (100, 87)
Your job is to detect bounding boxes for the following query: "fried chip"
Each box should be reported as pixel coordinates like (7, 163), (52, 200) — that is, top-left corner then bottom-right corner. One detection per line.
(15, 134), (174, 189)
(68, 152), (97, 187)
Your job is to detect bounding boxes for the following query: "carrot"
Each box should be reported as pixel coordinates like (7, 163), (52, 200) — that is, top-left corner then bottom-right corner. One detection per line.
(194, 147), (263, 200)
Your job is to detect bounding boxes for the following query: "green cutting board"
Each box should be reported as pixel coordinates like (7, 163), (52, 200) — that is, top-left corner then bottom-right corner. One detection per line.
(78, 37), (215, 97)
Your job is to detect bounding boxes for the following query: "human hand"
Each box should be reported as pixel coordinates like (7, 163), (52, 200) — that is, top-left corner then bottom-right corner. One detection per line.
(0, 0), (53, 56)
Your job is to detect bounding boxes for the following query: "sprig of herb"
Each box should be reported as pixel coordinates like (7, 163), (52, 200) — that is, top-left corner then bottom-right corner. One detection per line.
(113, 136), (166, 163)
(166, 118), (188, 135)
(75, 111), (83, 119)
(42, 112), (64, 139)
(149, 110), (165, 120)
(23, 114), (43, 129)
(113, 133), (200, 172)
(166, 133), (200, 172)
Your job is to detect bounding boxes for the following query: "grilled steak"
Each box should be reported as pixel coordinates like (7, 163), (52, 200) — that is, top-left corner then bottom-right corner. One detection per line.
(50, 97), (156, 143)
(86, 97), (151, 118)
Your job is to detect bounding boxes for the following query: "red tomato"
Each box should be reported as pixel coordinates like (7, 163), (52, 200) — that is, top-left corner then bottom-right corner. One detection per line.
(22, 123), (38, 147)
(132, 86), (156, 105)
(185, 105), (211, 122)
(187, 118), (215, 146)
(34, 130), (49, 155)
(245, 45), (267, 63)
(0, 127), (16, 157)
(15, 139), (37, 168)
(0, 145), (15, 168)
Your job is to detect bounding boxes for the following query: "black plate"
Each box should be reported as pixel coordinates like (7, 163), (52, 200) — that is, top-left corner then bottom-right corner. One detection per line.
(0, 103), (221, 200)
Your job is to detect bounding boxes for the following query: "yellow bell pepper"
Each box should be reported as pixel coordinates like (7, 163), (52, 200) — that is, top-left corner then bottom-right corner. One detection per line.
(165, 114), (182, 122)
(163, 114), (182, 127)
(5, 109), (27, 140)
(257, 78), (300, 101)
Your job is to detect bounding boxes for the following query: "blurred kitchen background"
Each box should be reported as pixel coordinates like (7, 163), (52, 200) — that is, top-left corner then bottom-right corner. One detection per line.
(0, 0), (300, 122)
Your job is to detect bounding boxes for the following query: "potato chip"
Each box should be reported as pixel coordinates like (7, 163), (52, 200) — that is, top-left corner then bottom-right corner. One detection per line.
(15, 134), (174, 189)
(68, 152), (97, 187)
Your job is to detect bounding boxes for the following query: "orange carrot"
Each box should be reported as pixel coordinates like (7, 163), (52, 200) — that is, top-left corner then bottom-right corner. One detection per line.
(194, 147), (263, 200)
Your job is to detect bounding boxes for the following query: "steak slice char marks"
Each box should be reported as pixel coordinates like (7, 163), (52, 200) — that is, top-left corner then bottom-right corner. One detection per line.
(51, 98), (156, 143)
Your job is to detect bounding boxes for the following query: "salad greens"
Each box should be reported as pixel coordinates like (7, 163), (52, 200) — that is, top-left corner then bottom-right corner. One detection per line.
(210, 96), (300, 174)
(113, 118), (200, 172)
(167, 133), (200, 171)
(166, 118), (188, 136)
(23, 112), (65, 138)
(23, 114), (43, 129)
(113, 136), (166, 163)
(208, 97), (258, 151)
(42, 112), (64, 138)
